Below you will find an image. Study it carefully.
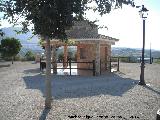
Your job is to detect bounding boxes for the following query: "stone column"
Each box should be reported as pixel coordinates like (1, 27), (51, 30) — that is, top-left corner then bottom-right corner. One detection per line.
(63, 44), (68, 68)
(95, 42), (100, 75)
(107, 44), (111, 57)
(77, 44), (80, 61)
(106, 44), (111, 71)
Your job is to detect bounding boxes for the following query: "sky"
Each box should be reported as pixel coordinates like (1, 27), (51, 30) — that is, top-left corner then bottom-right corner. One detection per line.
(0, 0), (160, 50)
(85, 0), (160, 50)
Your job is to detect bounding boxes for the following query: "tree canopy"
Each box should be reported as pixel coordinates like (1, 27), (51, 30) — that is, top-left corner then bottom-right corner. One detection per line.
(0, 0), (135, 40)
(0, 37), (22, 59)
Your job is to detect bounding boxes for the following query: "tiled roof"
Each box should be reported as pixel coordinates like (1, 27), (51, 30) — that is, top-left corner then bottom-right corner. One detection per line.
(66, 27), (99, 39)
(66, 21), (118, 41)
(98, 35), (119, 41)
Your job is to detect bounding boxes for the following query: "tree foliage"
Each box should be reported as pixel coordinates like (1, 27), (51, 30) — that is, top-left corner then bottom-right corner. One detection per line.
(58, 52), (64, 62)
(0, 0), (135, 40)
(0, 37), (22, 58)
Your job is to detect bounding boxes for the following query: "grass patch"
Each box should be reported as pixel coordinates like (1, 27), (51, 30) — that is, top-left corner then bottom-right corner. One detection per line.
(155, 59), (160, 64)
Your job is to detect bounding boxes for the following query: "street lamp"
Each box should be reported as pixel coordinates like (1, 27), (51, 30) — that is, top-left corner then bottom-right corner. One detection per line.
(139, 5), (149, 85)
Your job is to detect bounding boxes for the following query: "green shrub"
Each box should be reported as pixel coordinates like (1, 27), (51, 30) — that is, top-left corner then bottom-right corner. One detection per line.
(120, 57), (129, 62)
(0, 37), (22, 64)
(25, 51), (35, 61)
(58, 52), (64, 62)
(111, 57), (118, 62)
(14, 55), (21, 61)
(72, 52), (77, 61)
(21, 57), (27, 62)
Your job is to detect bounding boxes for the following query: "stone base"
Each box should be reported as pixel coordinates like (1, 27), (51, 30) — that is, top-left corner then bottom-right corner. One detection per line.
(138, 81), (146, 85)
(78, 70), (93, 76)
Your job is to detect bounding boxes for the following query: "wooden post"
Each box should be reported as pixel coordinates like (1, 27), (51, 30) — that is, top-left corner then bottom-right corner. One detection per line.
(12, 56), (14, 64)
(69, 58), (71, 76)
(110, 58), (112, 72)
(40, 58), (41, 71)
(128, 57), (131, 63)
(152, 57), (153, 63)
(100, 59), (101, 75)
(117, 57), (120, 71)
(93, 60), (96, 76)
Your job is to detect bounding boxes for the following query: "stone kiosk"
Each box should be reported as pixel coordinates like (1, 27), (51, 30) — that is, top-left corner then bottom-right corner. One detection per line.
(43, 21), (118, 76)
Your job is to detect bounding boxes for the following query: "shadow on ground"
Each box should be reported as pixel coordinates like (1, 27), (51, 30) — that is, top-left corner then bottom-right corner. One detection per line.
(24, 68), (40, 74)
(23, 68), (139, 99)
(144, 85), (160, 95)
(0, 64), (10, 68)
(39, 108), (50, 120)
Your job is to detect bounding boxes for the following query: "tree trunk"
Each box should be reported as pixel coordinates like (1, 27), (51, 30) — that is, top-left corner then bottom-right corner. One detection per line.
(45, 37), (52, 108)
(12, 56), (14, 64)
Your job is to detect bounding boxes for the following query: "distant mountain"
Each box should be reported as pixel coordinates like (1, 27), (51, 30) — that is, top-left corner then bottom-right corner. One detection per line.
(1, 27), (43, 53)
(0, 27), (44, 57)
(1, 27), (159, 58)
(112, 47), (160, 58)
(1, 27), (39, 44)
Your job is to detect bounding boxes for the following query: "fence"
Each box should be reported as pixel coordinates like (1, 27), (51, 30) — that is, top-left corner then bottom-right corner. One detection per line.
(40, 58), (96, 76)
(153, 58), (160, 63)
(108, 56), (140, 72)
(41, 56), (151, 75)
(109, 57), (120, 72)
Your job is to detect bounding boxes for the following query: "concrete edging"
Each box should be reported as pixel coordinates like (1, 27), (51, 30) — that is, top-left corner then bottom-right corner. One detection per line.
(157, 109), (160, 120)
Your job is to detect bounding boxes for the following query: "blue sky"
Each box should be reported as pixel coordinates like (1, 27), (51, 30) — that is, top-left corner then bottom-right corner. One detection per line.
(145, 0), (160, 11)
(1, 0), (160, 50)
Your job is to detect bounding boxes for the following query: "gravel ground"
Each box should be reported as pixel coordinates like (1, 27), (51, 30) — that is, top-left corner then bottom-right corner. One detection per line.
(0, 61), (159, 120)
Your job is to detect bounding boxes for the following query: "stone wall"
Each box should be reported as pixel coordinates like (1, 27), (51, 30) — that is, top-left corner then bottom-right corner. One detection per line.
(77, 43), (95, 76)
(100, 44), (111, 72)
(77, 42), (111, 75)
(77, 44), (95, 69)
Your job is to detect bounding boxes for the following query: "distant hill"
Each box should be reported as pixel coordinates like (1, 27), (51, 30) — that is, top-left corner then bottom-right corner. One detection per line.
(1, 27), (39, 44)
(112, 47), (160, 58)
(1, 27), (43, 56)
(1, 27), (159, 58)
